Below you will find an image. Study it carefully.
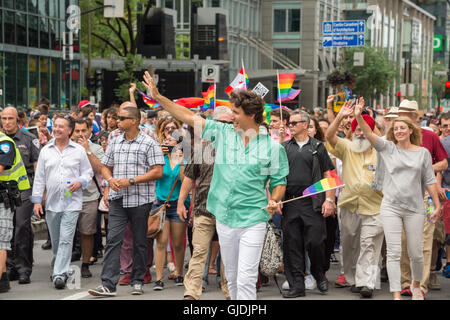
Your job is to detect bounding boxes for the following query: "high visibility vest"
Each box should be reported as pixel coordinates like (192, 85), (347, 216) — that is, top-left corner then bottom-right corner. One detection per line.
(0, 132), (30, 191)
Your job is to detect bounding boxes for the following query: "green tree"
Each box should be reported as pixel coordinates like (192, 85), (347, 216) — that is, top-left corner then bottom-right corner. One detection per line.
(431, 62), (447, 102)
(113, 54), (147, 101)
(342, 46), (397, 102)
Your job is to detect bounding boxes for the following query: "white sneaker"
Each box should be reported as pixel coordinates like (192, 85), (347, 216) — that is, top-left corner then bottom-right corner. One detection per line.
(167, 262), (175, 273)
(282, 280), (290, 291)
(305, 274), (317, 290)
(411, 286), (424, 300)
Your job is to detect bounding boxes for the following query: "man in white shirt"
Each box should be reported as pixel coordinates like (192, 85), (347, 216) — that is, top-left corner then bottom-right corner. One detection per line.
(31, 115), (93, 290)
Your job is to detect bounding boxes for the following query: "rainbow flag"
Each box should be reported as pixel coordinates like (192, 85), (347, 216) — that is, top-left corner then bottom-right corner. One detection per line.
(264, 103), (290, 124)
(277, 73), (301, 102)
(137, 89), (160, 109)
(302, 170), (343, 197)
(201, 85), (216, 111)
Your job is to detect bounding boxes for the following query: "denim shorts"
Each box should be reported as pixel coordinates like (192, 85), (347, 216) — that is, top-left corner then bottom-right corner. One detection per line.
(155, 200), (186, 223)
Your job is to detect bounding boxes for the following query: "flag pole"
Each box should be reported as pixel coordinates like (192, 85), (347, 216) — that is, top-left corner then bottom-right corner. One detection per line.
(276, 70), (283, 125)
(213, 82), (216, 109)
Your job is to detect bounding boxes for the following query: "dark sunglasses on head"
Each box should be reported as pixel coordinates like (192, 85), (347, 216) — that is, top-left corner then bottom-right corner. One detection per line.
(288, 120), (307, 127)
(216, 120), (233, 124)
(118, 116), (135, 121)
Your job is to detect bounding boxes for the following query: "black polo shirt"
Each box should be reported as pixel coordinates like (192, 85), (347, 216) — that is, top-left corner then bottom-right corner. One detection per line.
(6, 128), (40, 181)
(282, 137), (334, 197)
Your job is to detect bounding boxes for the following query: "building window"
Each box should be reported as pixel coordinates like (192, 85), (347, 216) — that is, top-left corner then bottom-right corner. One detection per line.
(17, 0), (27, 11)
(17, 12), (27, 46)
(40, 17), (49, 49)
(29, 55), (39, 109)
(274, 9), (301, 33)
(28, 0), (38, 14)
(273, 48), (300, 69)
(4, 52), (16, 106)
(197, 25), (216, 47)
(17, 54), (28, 108)
(29, 14), (38, 47)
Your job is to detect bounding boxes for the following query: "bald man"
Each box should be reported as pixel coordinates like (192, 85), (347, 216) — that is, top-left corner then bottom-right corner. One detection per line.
(1, 107), (40, 284)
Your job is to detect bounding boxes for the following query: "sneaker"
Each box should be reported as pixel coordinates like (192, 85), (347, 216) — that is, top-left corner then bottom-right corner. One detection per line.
(360, 286), (373, 298)
(153, 280), (164, 291)
(428, 272), (441, 290)
(167, 262), (175, 273)
(282, 280), (290, 291)
(131, 283), (144, 295)
(119, 273), (130, 286)
(175, 276), (184, 286)
(0, 273), (10, 293)
(54, 277), (66, 290)
(41, 240), (52, 250)
(88, 285), (117, 297)
(411, 286), (424, 300)
(305, 274), (317, 290)
(330, 253), (339, 264)
(144, 269), (152, 284)
(31, 216), (45, 224)
(400, 286), (412, 296)
(442, 264), (450, 278)
(334, 273), (349, 288)
(120, 269), (125, 275)
(81, 265), (92, 278)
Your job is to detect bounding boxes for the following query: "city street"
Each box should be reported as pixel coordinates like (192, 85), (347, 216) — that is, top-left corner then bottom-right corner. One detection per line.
(1, 239), (449, 301)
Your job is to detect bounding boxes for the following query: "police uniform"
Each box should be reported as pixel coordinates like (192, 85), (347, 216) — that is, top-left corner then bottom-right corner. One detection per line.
(4, 129), (39, 279)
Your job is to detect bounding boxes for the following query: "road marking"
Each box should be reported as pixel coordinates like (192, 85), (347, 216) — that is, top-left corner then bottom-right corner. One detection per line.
(61, 291), (90, 300)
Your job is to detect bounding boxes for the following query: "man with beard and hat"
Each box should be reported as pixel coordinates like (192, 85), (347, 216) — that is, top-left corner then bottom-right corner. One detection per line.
(325, 100), (384, 298)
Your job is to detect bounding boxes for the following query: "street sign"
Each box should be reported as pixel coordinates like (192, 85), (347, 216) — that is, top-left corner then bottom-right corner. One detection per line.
(252, 82), (269, 98)
(202, 65), (220, 83)
(323, 34), (365, 47)
(434, 35), (443, 51)
(353, 52), (364, 66)
(323, 20), (365, 35)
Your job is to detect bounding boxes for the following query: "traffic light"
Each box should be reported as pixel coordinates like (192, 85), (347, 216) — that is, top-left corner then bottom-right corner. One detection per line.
(95, 70), (102, 91)
(159, 78), (167, 95)
(445, 81), (450, 99)
(396, 91), (401, 104)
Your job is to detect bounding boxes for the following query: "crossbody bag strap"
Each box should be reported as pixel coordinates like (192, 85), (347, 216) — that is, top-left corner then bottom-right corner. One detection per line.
(164, 174), (180, 206)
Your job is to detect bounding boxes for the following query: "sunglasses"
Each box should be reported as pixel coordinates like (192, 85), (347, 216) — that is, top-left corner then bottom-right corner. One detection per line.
(288, 120), (307, 127)
(217, 120), (233, 124)
(118, 116), (136, 121)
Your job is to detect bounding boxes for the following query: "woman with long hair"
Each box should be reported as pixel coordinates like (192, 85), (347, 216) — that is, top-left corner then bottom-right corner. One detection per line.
(153, 118), (189, 290)
(352, 98), (440, 300)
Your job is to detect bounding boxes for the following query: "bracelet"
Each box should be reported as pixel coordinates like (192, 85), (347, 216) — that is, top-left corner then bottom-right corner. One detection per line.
(107, 177), (113, 181)
(326, 197), (334, 203)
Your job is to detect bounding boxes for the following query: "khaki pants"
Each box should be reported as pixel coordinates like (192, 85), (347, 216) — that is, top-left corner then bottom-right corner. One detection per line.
(400, 218), (435, 293)
(183, 215), (229, 300)
(340, 207), (383, 288)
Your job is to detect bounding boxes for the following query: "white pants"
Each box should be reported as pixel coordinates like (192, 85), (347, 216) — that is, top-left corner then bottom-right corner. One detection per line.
(216, 221), (266, 300)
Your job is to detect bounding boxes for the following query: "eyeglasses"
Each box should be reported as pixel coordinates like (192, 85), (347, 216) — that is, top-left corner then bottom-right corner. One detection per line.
(288, 120), (307, 127)
(117, 116), (136, 121)
(164, 126), (178, 131)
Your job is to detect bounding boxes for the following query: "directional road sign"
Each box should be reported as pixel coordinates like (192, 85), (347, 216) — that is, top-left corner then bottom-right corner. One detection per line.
(323, 20), (365, 34)
(323, 34), (365, 48)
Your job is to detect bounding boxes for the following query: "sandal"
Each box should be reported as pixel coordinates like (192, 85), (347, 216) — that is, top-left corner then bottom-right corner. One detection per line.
(208, 267), (217, 275)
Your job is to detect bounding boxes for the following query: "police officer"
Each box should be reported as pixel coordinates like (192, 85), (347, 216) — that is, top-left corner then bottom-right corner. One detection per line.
(0, 126), (31, 293)
(1, 107), (39, 285)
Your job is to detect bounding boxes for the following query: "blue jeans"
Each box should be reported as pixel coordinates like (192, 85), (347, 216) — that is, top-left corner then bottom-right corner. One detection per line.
(46, 210), (79, 281)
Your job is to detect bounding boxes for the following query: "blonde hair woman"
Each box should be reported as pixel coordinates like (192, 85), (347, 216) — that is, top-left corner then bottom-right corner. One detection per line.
(353, 98), (440, 301)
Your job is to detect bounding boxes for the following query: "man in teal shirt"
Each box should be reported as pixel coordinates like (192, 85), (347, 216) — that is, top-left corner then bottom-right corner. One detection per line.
(142, 71), (289, 300)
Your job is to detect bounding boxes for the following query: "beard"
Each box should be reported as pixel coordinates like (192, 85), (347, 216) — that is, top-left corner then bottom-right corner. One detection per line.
(349, 135), (372, 153)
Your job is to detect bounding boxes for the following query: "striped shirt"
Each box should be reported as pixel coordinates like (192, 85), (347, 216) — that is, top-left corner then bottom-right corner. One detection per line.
(102, 131), (164, 208)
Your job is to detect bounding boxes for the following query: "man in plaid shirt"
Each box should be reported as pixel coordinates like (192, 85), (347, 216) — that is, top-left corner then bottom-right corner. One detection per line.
(88, 106), (164, 297)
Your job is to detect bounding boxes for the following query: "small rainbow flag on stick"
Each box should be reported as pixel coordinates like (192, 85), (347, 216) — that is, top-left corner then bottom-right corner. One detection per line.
(137, 89), (160, 109)
(201, 84), (216, 111)
(302, 170), (343, 197)
(277, 73), (301, 102)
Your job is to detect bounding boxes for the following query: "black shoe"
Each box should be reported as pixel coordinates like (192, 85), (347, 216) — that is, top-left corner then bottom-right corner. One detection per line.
(174, 276), (184, 286)
(54, 277), (66, 290)
(360, 286), (373, 298)
(0, 273), (10, 293)
(89, 257), (98, 266)
(41, 240), (52, 250)
(315, 274), (328, 293)
(351, 285), (362, 293)
(6, 269), (19, 282)
(71, 252), (81, 262)
(18, 273), (31, 284)
(282, 289), (306, 298)
(153, 280), (164, 291)
(380, 268), (388, 282)
(81, 265), (92, 278)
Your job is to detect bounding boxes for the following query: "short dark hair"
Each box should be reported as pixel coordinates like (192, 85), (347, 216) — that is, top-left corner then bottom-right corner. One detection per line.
(74, 117), (93, 128)
(318, 118), (329, 125)
(37, 104), (49, 115)
(269, 109), (290, 123)
(439, 112), (450, 122)
(38, 97), (50, 106)
(78, 105), (95, 118)
(123, 107), (141, 123)
(54, 115), (75, 134)
(229, 90), (265, 124)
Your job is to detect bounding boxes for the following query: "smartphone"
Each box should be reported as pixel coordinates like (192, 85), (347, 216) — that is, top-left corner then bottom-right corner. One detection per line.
(27, 126), (39, 139)
(162, 145), (175, 152)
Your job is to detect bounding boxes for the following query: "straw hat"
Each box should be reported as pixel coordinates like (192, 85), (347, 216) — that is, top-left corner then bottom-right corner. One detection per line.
(398, 99), (419, 113)
(384, 107), (399, 119)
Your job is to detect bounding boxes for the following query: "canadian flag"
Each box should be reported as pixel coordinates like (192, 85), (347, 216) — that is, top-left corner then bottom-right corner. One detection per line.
(225, 67), (248, 96)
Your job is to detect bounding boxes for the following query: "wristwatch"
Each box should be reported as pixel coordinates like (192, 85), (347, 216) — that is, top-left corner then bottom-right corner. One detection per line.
(87, 151), (92, 156)
(129, 178), (135, 185)
(325, 197), (334, 203)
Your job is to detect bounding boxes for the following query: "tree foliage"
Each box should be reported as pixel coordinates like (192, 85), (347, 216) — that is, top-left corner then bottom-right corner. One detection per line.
(431, 63), (447, 101)
(341, 46), (397, 101)
(114, 54), (146, 101)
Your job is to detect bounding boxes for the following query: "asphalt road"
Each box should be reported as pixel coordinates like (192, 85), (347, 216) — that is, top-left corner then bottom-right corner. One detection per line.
(1, 239), (449, 301)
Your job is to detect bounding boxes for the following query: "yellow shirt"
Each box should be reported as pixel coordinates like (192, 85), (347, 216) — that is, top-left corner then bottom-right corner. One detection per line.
(326, 137), (383, 215)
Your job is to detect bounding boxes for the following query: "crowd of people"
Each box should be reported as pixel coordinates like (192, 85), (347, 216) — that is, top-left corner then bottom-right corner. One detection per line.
(0, 73), (449, 301)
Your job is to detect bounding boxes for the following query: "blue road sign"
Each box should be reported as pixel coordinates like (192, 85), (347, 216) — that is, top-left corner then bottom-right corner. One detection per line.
(323, 20), (365, 34)
(323, 34), (365, 47)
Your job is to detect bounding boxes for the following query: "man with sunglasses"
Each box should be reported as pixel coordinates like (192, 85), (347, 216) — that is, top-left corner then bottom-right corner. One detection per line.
(142, 71), (289, 300)
(281, 110), (335, 298)
(88, 107), (164, 297)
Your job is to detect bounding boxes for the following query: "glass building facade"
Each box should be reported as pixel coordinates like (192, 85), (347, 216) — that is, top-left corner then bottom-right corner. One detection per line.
(0, 0), (81, 110)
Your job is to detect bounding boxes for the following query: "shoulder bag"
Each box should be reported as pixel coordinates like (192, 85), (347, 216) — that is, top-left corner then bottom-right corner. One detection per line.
(147, 174), (180, 238)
